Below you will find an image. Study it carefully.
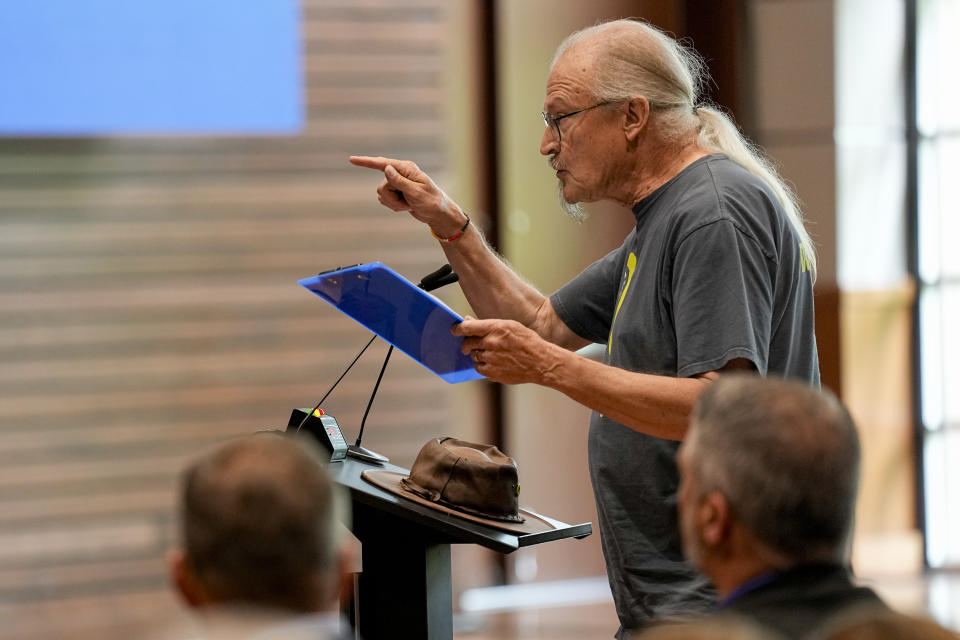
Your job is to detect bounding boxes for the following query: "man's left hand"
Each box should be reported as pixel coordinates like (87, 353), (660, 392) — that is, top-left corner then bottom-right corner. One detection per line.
(453, 317), (561, 385)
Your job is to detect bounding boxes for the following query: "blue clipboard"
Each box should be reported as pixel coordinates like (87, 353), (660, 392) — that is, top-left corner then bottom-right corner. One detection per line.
(299, 262), (484, 384)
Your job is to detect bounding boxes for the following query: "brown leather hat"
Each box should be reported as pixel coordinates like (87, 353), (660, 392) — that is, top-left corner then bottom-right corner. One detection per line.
(362, 437), (558, 535)
(403, 437), (522, 522)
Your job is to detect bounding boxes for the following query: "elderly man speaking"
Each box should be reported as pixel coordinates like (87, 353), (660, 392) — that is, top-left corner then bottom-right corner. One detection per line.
(351, 18), (819, 638)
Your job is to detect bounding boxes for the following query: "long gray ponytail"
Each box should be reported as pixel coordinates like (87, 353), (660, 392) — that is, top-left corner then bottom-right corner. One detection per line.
(554, 19), (817, 282)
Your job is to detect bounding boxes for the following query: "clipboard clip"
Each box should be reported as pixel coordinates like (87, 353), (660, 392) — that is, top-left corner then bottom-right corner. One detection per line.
(317, 264), (362, 276)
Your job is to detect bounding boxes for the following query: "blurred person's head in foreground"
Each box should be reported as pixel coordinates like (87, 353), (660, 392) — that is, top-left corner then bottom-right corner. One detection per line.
(679, 376), (860, 584)
(677, 376), (887, 638)
(169, 432), (350, 616)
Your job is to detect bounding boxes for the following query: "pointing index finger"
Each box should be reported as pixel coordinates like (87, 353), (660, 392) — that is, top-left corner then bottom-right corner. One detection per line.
(349, 155), (400, 171)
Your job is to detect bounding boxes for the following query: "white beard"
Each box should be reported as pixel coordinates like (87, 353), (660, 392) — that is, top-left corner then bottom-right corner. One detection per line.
(558, 182), (587, 222)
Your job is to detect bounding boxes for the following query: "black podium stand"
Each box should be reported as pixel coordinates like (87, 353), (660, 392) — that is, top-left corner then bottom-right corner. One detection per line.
(327, 456), (592, 640)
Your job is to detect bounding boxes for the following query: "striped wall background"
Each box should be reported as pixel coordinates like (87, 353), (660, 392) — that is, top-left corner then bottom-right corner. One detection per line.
(0, 1), (464, 636)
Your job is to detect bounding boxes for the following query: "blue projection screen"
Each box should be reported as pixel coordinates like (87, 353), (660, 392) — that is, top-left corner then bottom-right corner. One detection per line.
(0, 0), (302, 135)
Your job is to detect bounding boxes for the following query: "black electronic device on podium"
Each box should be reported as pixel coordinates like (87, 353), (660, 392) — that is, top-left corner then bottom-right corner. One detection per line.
(291, 264), (593, 639)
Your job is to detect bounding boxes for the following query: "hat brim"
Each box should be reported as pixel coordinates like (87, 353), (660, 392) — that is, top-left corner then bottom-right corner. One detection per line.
(362, 469), (558, 535)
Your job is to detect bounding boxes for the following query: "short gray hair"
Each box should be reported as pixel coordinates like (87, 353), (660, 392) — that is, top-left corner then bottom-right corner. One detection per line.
(553, 19), (817, 282)
(180, 433), (340, 611)
(689, 376), (860, 563)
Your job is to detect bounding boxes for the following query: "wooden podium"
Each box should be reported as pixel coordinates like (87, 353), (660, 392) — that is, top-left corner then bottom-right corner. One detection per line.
(326, 455), (592, 640)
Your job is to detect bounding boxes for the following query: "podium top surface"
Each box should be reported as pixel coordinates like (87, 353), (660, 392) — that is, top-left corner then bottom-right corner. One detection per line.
(328, 456), (592, 554)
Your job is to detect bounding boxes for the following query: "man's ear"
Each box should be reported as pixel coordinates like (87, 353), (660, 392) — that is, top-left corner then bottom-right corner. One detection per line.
(699, 491), (732, 549)
(623, 96), (650, 142)
(168, 548), (212, 609)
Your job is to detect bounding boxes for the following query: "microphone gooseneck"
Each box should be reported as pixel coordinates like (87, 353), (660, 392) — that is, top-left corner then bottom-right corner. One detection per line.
(354, 345), (393, 448)
(346, 264), (460, 464)
(296, 334), (378, 434)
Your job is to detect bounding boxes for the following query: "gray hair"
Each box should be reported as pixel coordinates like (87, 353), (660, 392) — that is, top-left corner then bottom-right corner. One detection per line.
(180, 432), (342, 611)
(689, 376), (860, 563)
(553, 19), (817, 282)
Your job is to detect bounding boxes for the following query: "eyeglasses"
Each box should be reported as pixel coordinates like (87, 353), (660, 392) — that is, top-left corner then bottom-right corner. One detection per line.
(541, 100), (617, 143)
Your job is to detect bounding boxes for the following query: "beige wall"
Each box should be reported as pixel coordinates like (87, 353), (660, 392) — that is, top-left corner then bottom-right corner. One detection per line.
(748, 0), (920, 577)
(749, 0), (838, 287)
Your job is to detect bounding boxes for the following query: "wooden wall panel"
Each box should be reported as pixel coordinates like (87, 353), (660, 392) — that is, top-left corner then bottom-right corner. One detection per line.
(0, 1), (461, 637)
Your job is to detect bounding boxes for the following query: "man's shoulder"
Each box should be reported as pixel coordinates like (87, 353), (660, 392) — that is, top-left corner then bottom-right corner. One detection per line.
(653, 155), (784, 255)
(720, 566), (889, 640)
(653, 155), (774, 223)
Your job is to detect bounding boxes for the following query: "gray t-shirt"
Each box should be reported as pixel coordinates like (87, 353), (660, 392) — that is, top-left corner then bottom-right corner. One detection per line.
(550, 154), (819, 637)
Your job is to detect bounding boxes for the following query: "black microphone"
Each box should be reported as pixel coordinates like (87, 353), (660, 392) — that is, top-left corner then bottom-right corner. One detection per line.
(418, 263), (455, 290)
(422, 271), (459, 292)
(345, 264), (461, 464)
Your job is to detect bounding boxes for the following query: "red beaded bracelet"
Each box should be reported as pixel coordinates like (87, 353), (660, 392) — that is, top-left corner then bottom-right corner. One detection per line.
(430, 213), (471, 243)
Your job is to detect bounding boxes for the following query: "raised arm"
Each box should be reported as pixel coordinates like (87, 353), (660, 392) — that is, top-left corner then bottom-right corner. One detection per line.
(349, 155), (587, 350)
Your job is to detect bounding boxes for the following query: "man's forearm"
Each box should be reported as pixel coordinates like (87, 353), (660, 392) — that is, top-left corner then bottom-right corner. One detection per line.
(348, 155), (561, 339)
(539, 344), (719, 441)
(438, 219), (546, 327)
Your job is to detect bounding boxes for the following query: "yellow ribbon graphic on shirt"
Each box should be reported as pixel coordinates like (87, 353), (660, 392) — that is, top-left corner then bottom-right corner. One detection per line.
(799, 242), (811, 274)
(608, 252), (637, 354)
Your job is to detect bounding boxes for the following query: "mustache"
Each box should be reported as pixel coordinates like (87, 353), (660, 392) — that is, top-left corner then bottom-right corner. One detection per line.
(547, 155), (562, 171)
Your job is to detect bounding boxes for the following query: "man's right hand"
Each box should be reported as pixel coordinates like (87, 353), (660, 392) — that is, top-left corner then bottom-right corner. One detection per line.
(348, 156), (468, 238)
(349, 156), (562, 349)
